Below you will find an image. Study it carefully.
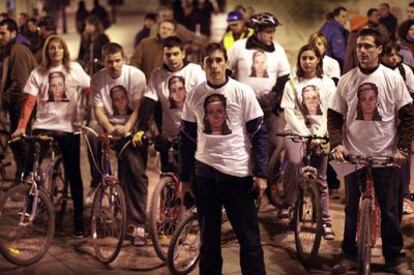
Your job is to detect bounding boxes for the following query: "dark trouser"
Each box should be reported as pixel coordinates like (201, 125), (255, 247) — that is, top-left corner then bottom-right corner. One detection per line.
(8, 104), (31, 182)
(327, 163), (340, 190)
(194, 173), (266, 275)
(342, 166), (404, 262)
(401, 154), (411, 198)
(33, 129), (84, 231)
(117, 141), (148, 226)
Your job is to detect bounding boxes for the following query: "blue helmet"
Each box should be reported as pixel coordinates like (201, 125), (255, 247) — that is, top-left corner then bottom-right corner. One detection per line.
(227, 11), (243, 22)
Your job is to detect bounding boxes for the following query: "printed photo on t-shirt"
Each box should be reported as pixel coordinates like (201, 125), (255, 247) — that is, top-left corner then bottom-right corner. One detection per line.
(203, 93), (232, 135)
(168, 75), (186, 109)
(355, 82), (382, 121)
(250, 50), (269, 78)
(110, 85), (133, 116)
(48, 71), (69, 102)
(301, 84), (322, 115)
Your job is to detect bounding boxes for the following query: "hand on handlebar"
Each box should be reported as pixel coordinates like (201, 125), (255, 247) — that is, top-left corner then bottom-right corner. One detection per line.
(110, 125), (127, 137)
(254, 177), (267, 199)
(132, 130), (145, 147)
(11, 128), (25, 139)
(331, 145), (346, 162)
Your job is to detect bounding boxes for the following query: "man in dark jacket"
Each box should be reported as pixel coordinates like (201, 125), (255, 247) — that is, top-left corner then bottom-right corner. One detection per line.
(379, 3), (398, 40)
(0, 18), (37, 183)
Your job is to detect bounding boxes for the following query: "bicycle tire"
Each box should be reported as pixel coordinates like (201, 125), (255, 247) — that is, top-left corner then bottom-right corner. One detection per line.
(357, 199), (372, 275)
(90, 182), (127, 264)
(149, 176), (181, 262)
(294, 181), (323, 265)
(0, 184), (55, 266)
(167, 212), (200, 275)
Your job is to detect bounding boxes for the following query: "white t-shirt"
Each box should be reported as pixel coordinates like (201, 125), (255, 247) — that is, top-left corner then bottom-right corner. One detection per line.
(323, 55), (341, 80)
(145, 63), (205, 137)
(181, 78), (264, 177)
(92, 64), (146, 125)
(228, 38), (291, 97)
(281, 75), (336, 137)
(24, 62), (90, 133)
(329, 64), (412, 156)
(395, 63), (414, 94)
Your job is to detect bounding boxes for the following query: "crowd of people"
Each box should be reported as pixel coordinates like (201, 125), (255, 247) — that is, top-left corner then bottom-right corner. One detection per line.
(2, 0), (414, 274)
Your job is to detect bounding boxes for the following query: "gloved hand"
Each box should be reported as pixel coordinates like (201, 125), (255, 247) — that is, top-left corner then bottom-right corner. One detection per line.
(132, 130), (145, 147)
(154, 135), (170, 152)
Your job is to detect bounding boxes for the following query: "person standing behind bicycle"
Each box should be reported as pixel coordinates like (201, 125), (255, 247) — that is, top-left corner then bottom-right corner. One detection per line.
(179, 42), (268, 275)
(135, 36), (205, 172)
(280, 44), (336, 241)
(91, 42), (148, 247)
(12, 35), (90, 239)
(329, 28), (414, 274)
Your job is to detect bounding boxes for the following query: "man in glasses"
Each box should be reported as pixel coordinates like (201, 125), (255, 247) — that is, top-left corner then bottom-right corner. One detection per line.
(179, 42), (268, 275)
(329, 28), (414, 274)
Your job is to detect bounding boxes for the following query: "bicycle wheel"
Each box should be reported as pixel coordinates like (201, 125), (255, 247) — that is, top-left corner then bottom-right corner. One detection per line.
(149, 176), (181, 261)
(294, 182), (323, 265)
(0, 184), (55, 266)
(357, 199), (372, 275)
(167, 212), (200, 275)
(90, 182), (127, 264)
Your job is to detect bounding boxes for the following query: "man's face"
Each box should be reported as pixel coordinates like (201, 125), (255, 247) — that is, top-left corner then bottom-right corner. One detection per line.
(104, 52), (124, 79)
(408, 6), (414, 19)
(379, 4), (389, 17)
(228, 20), (244, 34)
(0, 25), (16, 46)
(164, 46), (185, 71)
(202, 50), (228, 84)
(158, 22), (175, 40)
(369, 10), (380, 24)
(158, 9), (173, 21)
(256, 26), (276, 46)
(334, 10), (348, 26)
(356, 35), (382, 68)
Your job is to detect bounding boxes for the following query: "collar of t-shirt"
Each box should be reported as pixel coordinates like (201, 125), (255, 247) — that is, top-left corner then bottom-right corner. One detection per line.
(162, 61), (189, 72)
(207, 76), (229, 89)
(358, 63), (380, 75)
(246, 35), (275, 53)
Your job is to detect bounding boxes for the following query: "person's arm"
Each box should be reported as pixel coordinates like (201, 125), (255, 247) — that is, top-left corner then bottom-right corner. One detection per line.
(327, 108), (344, 148)
(178, 120), (197, 182)
(12, 94), (36, 137)
(330, 30), (346, 66)
(124, 101), (141, 134)
(397, 103), (414, 151)
(94, 106), (114, 133)
(246, 116), (268, 179)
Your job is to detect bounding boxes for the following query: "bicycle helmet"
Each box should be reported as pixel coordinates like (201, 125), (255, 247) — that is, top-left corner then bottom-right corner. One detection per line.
(227, 11), (243, 22)
(250, 12), (280, 28)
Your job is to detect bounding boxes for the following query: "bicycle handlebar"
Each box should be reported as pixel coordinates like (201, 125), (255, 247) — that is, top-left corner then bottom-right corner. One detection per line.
(275, 132), (329, 143)
(343, 154), (394, 166)
(73, 123), (132, 142)
(8, 134), (54, 144)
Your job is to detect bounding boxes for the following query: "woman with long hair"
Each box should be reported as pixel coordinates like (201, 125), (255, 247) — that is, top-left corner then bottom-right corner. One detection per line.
(78, 15), (110, 74)
(12, 35), (90, 238)
(280, 44), (336, 240)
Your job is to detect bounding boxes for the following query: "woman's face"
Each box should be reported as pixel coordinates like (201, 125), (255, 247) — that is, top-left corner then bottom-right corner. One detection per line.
(206, 99), (226, 133)
(314, 38), (326, 55)
(50, 76), (65, 100)
(408, 25), (414, 39)
(302, 87), (320, 115)
(48, 40), (64, 64)
(85, 22), (96, 34)
(253, 52), (267, 77)
(381, 48), (401, 67)
(359, 88), (378, 118)
(300, 50), (319, 76)
(169, 78), (186, 107)
(111, 88), (129, 115)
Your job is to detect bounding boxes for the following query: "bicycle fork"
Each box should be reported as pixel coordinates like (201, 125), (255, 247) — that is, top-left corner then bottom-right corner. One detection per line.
(20, 179), (40, 226)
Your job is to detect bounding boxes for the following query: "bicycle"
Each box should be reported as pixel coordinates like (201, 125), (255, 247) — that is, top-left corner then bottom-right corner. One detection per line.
(148, 137), (183, 262)
(341, 154), (394, 275)
(276, 133), (329, 266)
(76, 124), (127, 264)
(0, 134), (56, 266)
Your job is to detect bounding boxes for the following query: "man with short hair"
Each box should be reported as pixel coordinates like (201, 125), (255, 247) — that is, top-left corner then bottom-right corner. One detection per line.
(0, 18), (37, 184)
(130, 19), (176, 80)
(329, 28), (414, 274)
(221, 10), (254, 52)
(408, 2), (414, 20)
(320, 6), (348, 68)
(134, 12), (157, 48)
(379, 3), (398, 40)
(136, 36), (205, 171)
(179, 42), (267, 275)
(367, 8), (390, 43)
(92, 42), (148, 246)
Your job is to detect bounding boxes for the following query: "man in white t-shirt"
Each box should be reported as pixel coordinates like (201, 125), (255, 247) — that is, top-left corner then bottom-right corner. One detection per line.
(180, 42), (267, 275)
(228, 12), (290, 154)
(329, 29), (414, 274)
(135, 36), (205, 172)
(91, 42), (148, 246)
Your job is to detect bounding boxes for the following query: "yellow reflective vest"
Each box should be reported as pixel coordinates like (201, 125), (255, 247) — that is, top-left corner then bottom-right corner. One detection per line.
(223, 28), (254, 52)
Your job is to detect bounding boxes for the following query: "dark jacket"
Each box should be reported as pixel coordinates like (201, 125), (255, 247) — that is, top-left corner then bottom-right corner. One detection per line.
(0, 41), (37, 109)
(78, 33), (110, 74)
(320, 19), (348, 67)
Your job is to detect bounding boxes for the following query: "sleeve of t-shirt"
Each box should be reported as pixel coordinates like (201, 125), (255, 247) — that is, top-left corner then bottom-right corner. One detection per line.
(91, 75), (104, 108)
(276, 45), (291, 77)
(194, 65), (206, 85)
(393, 72), (413, 111)
(130, 68), (147, 109)
(403, 64), (414, 94)
(72, 62), (90, 88)
(144, 70), (159, 102)
(329, 77), (347, 115)
(23, 70), (40, 96)
(329, 58), (341, 79)
(242, 84), (264, 121)
(181, 87), (197, 123)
